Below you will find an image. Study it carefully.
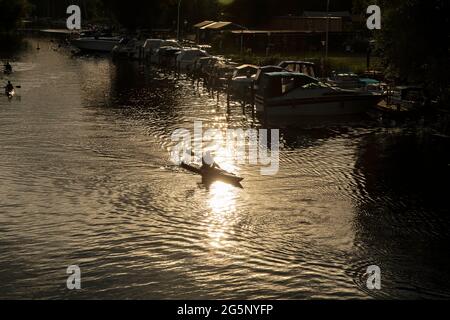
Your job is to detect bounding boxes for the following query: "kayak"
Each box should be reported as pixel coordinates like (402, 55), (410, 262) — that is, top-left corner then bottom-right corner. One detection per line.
(181, 162), (244, 185)
(6, 89), (15, 99)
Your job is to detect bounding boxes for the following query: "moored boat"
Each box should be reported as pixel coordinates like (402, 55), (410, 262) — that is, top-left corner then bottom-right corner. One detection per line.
(71, 36), (122, 53)
(326, 72), (364, 90)
(278, 61), (316, 77)
(230, 64), (259, 97)
(112, 38), (145, 59)
(255, 72), (384, 117)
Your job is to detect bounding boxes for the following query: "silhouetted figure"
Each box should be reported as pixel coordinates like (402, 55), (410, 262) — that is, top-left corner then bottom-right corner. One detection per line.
(201, 151), (221, 172)
(4, 62), (12, 74)
(5, 81), (14, 95)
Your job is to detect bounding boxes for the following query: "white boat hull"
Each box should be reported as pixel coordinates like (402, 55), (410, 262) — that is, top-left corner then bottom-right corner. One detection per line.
(256, 94), (382, 116)
(72, 38), (121, 53)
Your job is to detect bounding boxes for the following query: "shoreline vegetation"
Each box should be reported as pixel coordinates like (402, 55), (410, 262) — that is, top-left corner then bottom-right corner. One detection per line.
(223, 52), (381, 76)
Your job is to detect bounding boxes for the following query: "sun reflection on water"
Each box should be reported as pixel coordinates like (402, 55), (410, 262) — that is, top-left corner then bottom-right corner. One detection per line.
(195, 133), (243, 251)
(207, 181), (238, 250)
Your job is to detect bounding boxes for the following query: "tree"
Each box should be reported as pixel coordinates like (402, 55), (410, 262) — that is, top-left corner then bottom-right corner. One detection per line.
(374, 0), (449, 96)
(27, 0), (109, 21)
(101, 0), (166, 30)
(221, 0), (353, 27)
(0, 0), (29, 32)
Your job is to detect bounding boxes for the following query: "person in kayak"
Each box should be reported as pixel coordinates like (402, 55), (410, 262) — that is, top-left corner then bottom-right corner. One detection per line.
(5, 81), (14, 94)
(4, 62), (12, 73)
(201, 151), (222, 172)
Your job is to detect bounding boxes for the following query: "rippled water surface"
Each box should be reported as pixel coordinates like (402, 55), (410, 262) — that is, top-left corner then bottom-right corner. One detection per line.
(1, 38), (449, 299)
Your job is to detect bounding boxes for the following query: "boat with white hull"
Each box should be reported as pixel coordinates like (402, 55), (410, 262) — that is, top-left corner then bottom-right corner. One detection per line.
(72, 36), (122, 53)
(255, 72), (383, 117)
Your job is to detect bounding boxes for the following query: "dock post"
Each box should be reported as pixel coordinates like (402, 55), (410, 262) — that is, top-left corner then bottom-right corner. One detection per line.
(252, 85), (256, 119)
(263, 107), (269, 128)
(226, 79), (231, 109)
(251, 82), (255, 109)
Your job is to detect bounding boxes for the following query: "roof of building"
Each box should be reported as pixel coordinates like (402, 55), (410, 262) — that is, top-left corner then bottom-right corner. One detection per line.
(194, 21), (247, 31)
(200, 21), (246, 30)
(193, 21), (215, 28)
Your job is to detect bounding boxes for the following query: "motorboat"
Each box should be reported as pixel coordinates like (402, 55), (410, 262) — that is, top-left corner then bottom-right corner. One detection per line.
(71, 36), (122, 52)
(156, 46), (182, 67)
(208, 61), (239, 89)
(254, 65), (287, 91)
(326, 72), (364, 89)
(230, 64), (259, 96)
(254, 62), (314, 91)
(143, 39), (181, 63)
(255, 72), (384, 116)
(386, 86), (430, 111)
(112, 38), (145, 59)
(176, 48), (209, 71)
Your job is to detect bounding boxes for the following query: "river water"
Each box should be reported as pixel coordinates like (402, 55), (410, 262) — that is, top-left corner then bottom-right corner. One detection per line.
(1, 37), (449, 300)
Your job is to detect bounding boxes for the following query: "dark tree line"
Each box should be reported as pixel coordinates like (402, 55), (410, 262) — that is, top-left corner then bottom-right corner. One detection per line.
(223, 0), (353, 27)
(2, 0), (356, 31)
(103, 0), (221, 30)
(109, 0), (354, 29)
(0, 0), (29, 31)
(373, 0), (449, 96)
(26, 0), (108, 20)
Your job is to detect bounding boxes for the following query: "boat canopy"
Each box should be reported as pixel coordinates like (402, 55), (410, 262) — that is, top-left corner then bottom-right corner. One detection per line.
(258, 72), (323, 98)
(278, 61), (316, 77)
(233, 64), (259, 78)
(235, 64), (258, 70)
(262, 72), (317, 79)
(279, 61), (315, 67)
